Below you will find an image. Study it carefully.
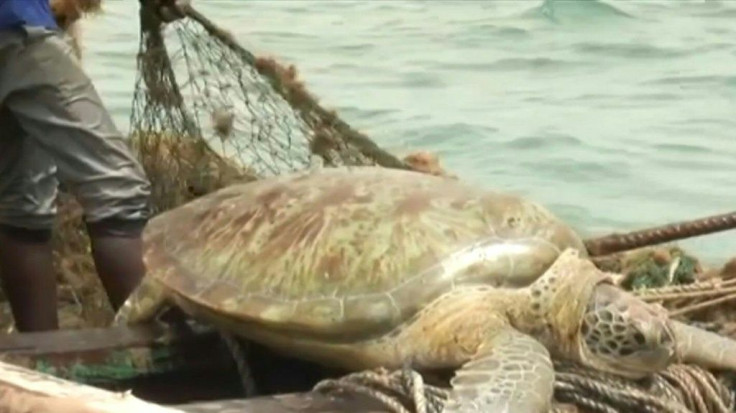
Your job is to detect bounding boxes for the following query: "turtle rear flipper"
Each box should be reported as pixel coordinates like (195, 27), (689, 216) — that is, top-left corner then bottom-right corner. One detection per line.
(672, 320), (736, 371)
(114, 276), (168, 325)
(445, 326), (554, 413)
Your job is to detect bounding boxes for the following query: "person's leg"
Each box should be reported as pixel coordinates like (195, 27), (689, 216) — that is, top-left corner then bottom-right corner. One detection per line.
(0, 108), (59, 332)
(86, 220), (147, 310)
(2, 28), (153, 312)
(0, 227), (58, 332)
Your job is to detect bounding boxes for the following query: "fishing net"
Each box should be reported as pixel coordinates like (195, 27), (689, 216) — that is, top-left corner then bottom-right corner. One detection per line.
(130, 1), (410, 213)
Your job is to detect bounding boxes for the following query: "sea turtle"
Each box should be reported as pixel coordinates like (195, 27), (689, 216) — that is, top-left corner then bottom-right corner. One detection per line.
(114, 166), (736, 413)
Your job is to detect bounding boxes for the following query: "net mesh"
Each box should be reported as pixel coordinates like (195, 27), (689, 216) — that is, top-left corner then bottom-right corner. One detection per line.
(130, 2), (409, 216)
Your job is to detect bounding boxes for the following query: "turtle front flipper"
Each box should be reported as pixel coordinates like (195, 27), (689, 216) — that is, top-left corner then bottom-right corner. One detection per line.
(672, 320), (736, 372)
(113, 276), (168, 325)
(444, 326), (554, 413)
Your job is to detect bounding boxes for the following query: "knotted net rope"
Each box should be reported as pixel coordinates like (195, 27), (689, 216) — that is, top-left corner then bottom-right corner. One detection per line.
(313, 363), (734, 413)
(634, 277), (736, 320)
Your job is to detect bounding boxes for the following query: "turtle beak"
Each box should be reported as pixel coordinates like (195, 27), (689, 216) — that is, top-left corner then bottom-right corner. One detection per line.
(671, 320), (736, 372)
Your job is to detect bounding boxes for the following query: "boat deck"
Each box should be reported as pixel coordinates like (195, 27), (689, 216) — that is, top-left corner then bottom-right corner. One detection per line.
(0, 324), (388, 412)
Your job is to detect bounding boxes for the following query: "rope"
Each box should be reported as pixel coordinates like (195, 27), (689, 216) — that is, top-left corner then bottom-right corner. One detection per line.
(314, 368), (444, 413)
(669, 293), (736, 318)
(584, 211), (736, 257)
(312, 363), (734, 413)
(632, 278), (736, 319)
(219, 331), (258, 397)
(633, 279), (736, 302)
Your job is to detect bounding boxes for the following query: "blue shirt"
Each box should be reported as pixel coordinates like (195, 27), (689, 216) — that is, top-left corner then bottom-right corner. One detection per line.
(0, 0), (58, 30)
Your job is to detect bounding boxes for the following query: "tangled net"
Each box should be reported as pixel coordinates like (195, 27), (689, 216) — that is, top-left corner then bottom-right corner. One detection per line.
(633, 262), (736, 322)
(597, 247), (736, 332)
(131, 1), (408, 183)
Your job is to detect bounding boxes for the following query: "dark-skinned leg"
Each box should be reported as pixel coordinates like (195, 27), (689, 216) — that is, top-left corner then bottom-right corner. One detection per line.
(86, 219), (148, 311)
(0, 97), (59, 332)
(0, 225), (59, 332)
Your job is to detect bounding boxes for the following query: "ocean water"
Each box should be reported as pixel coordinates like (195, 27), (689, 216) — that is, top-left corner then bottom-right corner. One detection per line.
(79, 0), (736, 265)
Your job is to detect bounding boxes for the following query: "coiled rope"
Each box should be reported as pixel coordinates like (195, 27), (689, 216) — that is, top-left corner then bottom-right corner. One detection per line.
(313, 362), (734, 413)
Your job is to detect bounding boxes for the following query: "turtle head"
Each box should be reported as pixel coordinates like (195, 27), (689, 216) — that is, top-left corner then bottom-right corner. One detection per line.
(578, 283), (676, 379)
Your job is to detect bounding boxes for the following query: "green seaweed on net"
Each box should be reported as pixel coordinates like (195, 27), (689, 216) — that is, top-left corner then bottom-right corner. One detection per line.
(622, 249), (699, 291)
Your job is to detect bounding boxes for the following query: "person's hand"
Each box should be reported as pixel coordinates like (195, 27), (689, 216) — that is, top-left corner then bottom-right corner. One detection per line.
(51, 0), (102, 30)
(143, 0), (190, 23)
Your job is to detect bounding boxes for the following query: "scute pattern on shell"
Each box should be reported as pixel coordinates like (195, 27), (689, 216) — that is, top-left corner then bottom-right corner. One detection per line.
(143, 167), (586, 337)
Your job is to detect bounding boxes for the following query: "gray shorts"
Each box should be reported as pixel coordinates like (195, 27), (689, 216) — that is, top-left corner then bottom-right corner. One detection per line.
(0, 27), (151, 231)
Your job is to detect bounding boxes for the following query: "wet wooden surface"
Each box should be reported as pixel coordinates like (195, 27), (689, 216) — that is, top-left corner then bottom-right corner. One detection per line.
(0, 357), (388, 413)
(0, 359), (186, 413)
(0, 324), (198, 354)
(0, 325), (393, 412)
(174, 392), (389, 413)
(0, 322), (235, 397)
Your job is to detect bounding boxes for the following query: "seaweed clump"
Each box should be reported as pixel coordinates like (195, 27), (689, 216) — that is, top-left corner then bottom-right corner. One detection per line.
(617, 246), (701, 290)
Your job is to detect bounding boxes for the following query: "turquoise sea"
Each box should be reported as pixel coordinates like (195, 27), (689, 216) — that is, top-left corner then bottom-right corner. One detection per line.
(80, 0), (736, 265)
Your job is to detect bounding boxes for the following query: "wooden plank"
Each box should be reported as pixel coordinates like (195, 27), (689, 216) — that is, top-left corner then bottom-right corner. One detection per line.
(0, 323), (233, 388)
(174, 393), (390, 413)
(0, 326), (400, 412)
(176, 397), (583, 413)
(0, 324), (197, 354)
(0, 358), (387, 413)
(0, 359), (185, 413)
